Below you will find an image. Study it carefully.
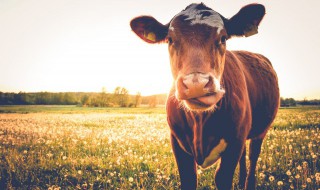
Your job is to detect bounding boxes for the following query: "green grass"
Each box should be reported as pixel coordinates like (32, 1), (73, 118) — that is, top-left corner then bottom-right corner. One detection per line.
(0, 105), (166, 114)
(0, 106), (319, 189)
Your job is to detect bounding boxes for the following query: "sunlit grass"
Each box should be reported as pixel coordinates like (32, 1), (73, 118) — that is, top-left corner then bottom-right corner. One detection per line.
(0, 105), (166, 114)
(0, 107), (319, 189)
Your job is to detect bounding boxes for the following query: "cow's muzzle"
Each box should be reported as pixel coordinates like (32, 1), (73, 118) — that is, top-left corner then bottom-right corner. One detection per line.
(176, 72), (225, 111)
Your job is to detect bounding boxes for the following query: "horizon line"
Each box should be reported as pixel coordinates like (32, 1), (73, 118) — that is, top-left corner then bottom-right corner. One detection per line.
(0, 90), (319, 101)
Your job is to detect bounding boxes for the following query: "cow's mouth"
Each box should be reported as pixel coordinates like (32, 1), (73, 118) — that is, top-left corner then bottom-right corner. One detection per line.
(184, 90), (225, 111)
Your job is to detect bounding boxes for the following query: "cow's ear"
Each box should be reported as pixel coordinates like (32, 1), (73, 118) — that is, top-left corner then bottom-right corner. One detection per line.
(130, 16), (168, 43)
(226, 4), (265, 38)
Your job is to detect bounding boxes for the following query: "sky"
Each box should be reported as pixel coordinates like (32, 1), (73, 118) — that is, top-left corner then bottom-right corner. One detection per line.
(0, 0), (319, 99)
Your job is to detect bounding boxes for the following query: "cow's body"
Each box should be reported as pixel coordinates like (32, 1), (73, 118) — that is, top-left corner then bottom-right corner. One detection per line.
(131, 3), (279, 190)
(167, 50), (279, 189)
(167, 50), (279, 165)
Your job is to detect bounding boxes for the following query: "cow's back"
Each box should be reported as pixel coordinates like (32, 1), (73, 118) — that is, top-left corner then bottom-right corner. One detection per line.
(225, 50), (280, 139)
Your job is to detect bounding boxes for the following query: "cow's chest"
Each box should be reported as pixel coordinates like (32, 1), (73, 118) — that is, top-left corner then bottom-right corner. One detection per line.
(167, 97), (230, 168)
(200, 138), (227, 168)
(175, 135), (228, 169)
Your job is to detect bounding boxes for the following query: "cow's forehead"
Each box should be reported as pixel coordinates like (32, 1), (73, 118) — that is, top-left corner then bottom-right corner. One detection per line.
(170, 3), (224, 34)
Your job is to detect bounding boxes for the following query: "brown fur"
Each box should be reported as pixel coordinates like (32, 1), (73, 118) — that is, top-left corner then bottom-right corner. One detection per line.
(130, 3), (279, 190)
(167, 50), (279, 189)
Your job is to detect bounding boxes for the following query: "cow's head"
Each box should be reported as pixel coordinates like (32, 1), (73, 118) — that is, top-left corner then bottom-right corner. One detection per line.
(130, 3), (265, 111)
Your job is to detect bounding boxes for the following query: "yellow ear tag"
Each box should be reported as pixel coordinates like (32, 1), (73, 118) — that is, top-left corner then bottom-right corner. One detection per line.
(146, 32), (156, 42)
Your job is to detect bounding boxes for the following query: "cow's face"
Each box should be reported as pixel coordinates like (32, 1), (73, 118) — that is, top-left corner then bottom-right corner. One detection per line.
(131, 3), (265, 111)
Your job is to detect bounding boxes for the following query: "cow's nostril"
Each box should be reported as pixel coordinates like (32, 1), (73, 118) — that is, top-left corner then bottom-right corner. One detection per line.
(181, 79), (189, 91)
(204, 76), (213, 89)
(175, 77), (190, 100)
(177, 77), (189, 95)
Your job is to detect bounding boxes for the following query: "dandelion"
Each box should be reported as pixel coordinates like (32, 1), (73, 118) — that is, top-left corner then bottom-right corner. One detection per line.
(269, 176), (275, 182)
(307, 178), (312, 183)
(259, 172), (265, 179)
(46, 152), (53, 158)
(290, 184), (295, 189)
(302, 161), (308, 168)
(277, 181), (283, 186)
(295, 174), (300, 179)
(82, 183), (88, 189)
(286, 170), (292, 176)
(48, 185), (61, 190)
(316, 173), (320, 182)
(297, 165), (302, 170)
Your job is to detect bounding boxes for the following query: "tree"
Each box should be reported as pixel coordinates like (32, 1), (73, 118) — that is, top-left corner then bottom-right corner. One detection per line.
(149, 95), (157, 108)
(287, 98), (296, 106)
(35, 92), (51, 104)
(134, 92), (142, 107)
(113, 87), (129, 107)
(63, 93), (76, 105)
(99, 87), (111, 107)
(280, 97), (296, 107)
(81, 95), (90, 106)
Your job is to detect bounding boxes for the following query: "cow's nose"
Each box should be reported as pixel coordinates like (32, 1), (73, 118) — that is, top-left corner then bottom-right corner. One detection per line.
(177, 73), (213, 99)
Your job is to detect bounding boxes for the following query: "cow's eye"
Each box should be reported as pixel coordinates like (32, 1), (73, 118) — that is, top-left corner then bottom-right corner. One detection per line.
(220, 36), (226, 44)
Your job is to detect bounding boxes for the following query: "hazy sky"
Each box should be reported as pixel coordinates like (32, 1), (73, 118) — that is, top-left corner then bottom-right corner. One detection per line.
(0, 0), (319, 99)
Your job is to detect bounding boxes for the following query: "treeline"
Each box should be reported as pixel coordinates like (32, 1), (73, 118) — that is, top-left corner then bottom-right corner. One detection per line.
(0, 87), (167, 107)
(1, 91), (319, 107)
(280, 97), (320, 107)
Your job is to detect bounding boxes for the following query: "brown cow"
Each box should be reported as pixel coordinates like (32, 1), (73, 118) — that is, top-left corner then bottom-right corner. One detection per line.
(130, 3), (279, 190)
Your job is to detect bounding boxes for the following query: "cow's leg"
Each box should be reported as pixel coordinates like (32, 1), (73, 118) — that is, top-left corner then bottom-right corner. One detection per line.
(245, 138), (263, 190)
(215, 141), (244, 190)
(238, 144), (247, 189)
(170, 135), (197, 190)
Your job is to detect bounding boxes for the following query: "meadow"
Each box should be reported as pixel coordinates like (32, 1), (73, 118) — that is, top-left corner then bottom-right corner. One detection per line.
(0, 105), (319, 189)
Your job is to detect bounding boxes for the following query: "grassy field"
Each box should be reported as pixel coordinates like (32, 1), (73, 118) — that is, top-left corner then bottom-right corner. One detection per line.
(0, 105), (166, 114)
(0, 106), (319, 189)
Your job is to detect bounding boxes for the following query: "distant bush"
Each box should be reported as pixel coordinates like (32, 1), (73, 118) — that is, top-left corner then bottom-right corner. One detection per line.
(280, 97), (297, 107)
